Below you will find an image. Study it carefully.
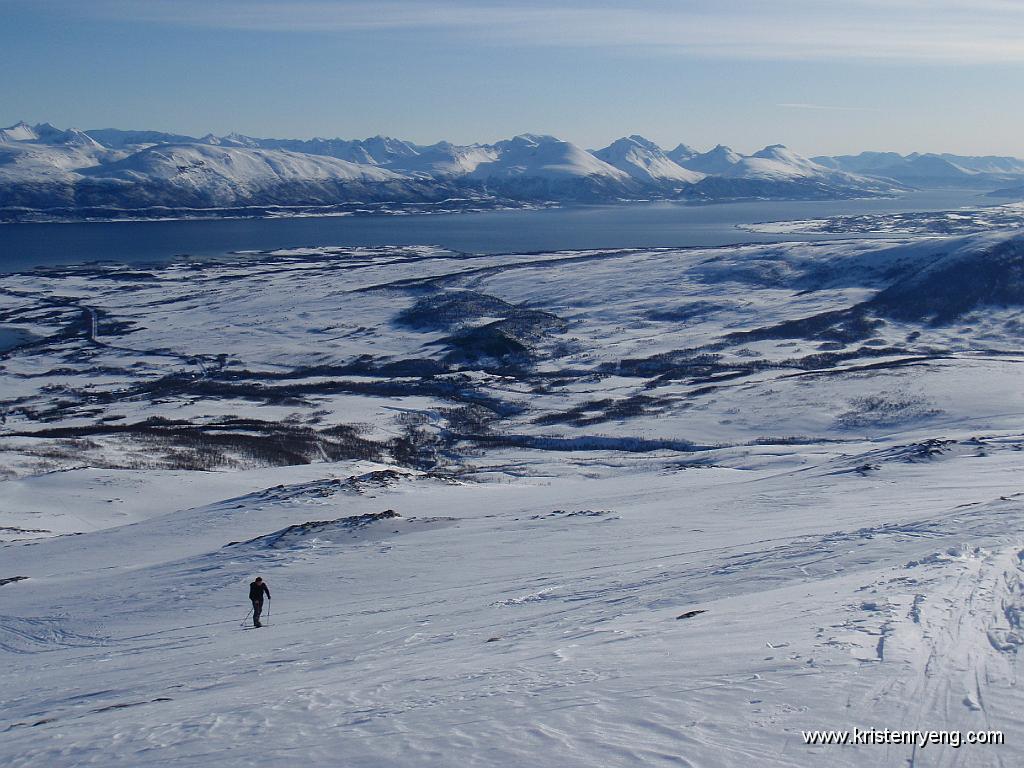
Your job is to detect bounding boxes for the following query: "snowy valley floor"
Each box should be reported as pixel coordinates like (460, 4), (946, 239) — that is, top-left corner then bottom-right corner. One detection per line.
(3, 230), (1024, 766)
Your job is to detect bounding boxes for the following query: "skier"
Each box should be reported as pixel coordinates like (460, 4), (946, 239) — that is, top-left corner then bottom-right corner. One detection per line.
(249, 577), (271, 628)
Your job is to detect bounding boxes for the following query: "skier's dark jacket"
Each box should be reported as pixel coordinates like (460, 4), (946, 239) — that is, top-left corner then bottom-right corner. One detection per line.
(249, 581), (270, 601)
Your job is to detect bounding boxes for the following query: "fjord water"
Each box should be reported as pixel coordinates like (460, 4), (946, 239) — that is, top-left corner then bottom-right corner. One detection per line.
(0, 326), (36, 352)
(0, 189), (992, 272)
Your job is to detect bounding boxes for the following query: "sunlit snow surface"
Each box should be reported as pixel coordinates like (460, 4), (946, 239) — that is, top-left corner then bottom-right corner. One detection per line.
(742, 202), (1024, 236)
(3, 232), (1024, 767)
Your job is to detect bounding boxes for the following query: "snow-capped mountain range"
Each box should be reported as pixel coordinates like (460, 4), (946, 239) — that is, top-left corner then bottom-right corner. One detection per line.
(2, 120), (1023, 218)
(815, 150), (1024, 188)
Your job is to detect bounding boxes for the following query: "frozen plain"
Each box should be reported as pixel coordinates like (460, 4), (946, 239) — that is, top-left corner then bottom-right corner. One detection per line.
(3, 223), (1024, 767)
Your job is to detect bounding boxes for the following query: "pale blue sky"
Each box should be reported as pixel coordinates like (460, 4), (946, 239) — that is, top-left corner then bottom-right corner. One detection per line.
(4, 0), (1024, 156)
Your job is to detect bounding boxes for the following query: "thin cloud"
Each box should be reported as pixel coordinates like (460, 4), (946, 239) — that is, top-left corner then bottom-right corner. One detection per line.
(39, 0), (1024, 63)
(777, 103), (882, 113)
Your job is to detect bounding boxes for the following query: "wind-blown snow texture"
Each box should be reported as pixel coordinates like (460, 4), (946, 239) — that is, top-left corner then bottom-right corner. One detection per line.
(4, 230), (1024, 766)
(15, 121), (1014, 220)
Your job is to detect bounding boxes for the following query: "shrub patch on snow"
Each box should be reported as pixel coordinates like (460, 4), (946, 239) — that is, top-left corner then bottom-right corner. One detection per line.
(835, 393), (943, 429)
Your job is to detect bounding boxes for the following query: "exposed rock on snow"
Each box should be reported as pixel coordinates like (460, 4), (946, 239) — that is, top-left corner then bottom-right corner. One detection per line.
(227, 510), (402, 549)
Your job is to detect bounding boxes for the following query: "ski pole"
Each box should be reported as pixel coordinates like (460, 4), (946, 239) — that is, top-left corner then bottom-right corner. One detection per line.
(240, 607), (253, 628)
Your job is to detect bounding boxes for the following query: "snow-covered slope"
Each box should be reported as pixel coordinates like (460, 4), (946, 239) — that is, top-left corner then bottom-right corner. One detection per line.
(816, 151), (1024, 187)
(0, 122), (105, 149)
(592, 135), (704, 184)
(677, 143), (743, 174)
(471, 134), (629, 181)
(666, 142), (698, 164)
(815, 151), (915, 175)
(84, 127), (201, 148)
(35, 124), (104, 149)
(467, 134), (638, 199)
(0, 121), (39, 143)
(876, 154), (978, 183)
(357, 135), (421, 165)
(71, 144), (455, 207)
(684, 144), (904, 200)
(0, 141), (109, 181)
(382, 141), (499, 177)
(245, 134), (419, 166)
(723, 144), (833, 180)
(943, 153), (1024, 175)
(83, 143), (400, 184)
(200, 132), (263, 148)
(203, 135), (498, 177)
(722, 144), (898, 189)
(5, 230), (1024, 765)
(0, 124), (125, 208)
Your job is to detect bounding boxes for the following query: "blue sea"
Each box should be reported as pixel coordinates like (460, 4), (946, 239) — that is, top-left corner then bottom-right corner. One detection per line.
(0, 190), (994, 273)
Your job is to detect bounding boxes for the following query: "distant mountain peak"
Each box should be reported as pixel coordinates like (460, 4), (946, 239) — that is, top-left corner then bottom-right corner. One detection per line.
(362, 135), (419, 156)
(593, 136), (703, 184)
(0, 121), (39, 142)
(508, 133), (561, 146)
(723, 144), (829, 180)
(221, 132), (260, 146)
(0, 122), (104, 148)
(668, 143), (698, 162)
(750, 144), (810, 164)
(623, 134), (662, 151)
(677, 144), (743, 174)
